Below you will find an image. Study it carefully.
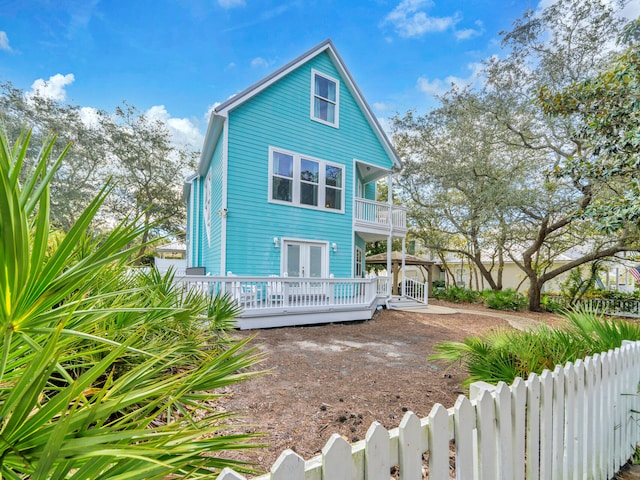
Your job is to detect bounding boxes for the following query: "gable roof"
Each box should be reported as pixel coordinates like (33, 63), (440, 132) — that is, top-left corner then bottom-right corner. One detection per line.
(197, 38), (401, 176)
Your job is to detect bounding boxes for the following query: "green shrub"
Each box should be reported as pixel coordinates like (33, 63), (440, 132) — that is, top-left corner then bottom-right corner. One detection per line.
(0, 128), (262, 478)
(541, 294), (565, 313)
(436, 286), (481, 303)
(483, 288), (527, 311)
(430, 305), (640, 387)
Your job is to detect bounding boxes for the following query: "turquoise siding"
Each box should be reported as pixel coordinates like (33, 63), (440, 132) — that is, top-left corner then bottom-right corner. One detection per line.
(364, 182), (377, 201)
(201, 138), (225, 275)
(223, 52), (393, 277)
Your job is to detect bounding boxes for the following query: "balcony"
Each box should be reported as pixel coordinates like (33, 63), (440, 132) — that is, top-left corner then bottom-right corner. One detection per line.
(353, 198), (407, 239)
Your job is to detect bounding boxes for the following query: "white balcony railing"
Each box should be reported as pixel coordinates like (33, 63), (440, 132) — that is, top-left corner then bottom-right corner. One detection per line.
(354, 198), (407, 233)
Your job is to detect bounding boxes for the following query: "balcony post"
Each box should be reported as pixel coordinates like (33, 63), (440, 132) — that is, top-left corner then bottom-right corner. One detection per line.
(401, 237), (406, 297)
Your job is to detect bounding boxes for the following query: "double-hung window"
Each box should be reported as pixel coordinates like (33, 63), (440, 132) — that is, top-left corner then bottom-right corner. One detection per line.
(311, 70), (339, 127)
(269, 147), (344, 213)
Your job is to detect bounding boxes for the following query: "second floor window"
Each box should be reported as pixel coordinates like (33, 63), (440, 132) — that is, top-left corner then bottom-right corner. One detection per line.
(270, 147), (344, 213)
(311, 70), (339, 127)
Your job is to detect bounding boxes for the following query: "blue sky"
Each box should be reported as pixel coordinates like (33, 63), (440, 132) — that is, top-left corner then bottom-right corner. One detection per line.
(1, 0), (639, 149)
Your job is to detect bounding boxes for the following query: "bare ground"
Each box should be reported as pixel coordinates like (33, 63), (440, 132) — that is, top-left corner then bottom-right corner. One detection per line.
(215, 300), (564, 474)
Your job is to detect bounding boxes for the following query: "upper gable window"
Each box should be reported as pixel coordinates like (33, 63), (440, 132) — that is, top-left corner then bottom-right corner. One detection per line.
(311, 70), (339, 128)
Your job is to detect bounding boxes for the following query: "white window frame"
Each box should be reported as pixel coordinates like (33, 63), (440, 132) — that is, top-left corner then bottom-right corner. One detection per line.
(268, 146), (345, 214)
(203, 170), (212, 245)
(310, 69), (340, 128)
(355, 246), (364, 278)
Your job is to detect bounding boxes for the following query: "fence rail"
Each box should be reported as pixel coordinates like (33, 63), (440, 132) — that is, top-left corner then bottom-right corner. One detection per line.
(220, 341), (640, 480)
(546, 295), (640, 318)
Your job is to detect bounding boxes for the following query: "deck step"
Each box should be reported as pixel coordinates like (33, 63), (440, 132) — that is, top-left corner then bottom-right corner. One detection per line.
(386, 296), (425, 310)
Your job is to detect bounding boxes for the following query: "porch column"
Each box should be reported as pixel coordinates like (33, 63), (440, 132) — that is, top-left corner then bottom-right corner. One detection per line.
(401, 237), (406, 297)
(387, 173), (394, 297)
(387, 235), (392, 297)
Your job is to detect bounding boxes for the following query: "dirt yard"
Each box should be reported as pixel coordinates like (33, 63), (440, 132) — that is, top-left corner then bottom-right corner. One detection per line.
(215, 300), (564, 474)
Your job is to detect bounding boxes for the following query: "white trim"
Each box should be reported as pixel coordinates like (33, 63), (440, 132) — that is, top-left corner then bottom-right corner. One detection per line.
(204, 169), (212, 246)
(192, 177), (202, 267)
(310, 69), (340, 128)
(355, 245), (364, 278)
(268, 146), (345, 214)
(220, 121), (229, 276)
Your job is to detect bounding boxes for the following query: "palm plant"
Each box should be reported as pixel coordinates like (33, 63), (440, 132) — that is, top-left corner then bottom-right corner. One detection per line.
(0, 127), (262, 478)
(431, 306), (640, 387)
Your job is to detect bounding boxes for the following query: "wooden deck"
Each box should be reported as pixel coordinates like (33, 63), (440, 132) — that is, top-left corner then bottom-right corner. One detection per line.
(175, 275), (390, 329)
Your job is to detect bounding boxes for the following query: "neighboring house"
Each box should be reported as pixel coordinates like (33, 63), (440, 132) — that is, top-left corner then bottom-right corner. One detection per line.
(182, 39), (412, 328)
(153, 241), (186, 276)
(439, 251), (639, 294)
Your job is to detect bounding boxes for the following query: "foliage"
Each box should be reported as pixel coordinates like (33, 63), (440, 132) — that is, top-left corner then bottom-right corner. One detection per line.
(537, 19), (640, 233)
(0, 83), (198, 242)
(540, 294), (564, 313)
(433, 286), (481, 304)
(558, 261), (604, 304)
(0, 127), (262, 478)
(431, 305), (640, 387)
(394, 1), (640, 312)
(482, 288), (527, 311)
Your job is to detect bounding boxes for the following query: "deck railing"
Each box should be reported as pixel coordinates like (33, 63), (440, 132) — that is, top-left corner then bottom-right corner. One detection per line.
(545, 294), (640, 318)
(402, 278), (429, 304)
(175, 275), (383, 314)
(354, 198), (407, 232)
(218, 340), (640, 480)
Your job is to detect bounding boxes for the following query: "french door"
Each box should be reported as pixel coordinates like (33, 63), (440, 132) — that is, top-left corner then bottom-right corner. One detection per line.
(284, 241), (327, 278)
(283, 241), (328, 295)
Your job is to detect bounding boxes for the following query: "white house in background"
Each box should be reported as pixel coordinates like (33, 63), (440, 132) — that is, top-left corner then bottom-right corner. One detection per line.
(440, 250), (639, 294)
(154, 242), (186, 276)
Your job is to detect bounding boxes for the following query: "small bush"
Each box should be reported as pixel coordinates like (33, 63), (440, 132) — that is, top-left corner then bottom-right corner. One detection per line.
(483, 288), (527, 311)
(430, 305), (640, 386)
(541, 294), (565, 313)
(436, 286), (481, 303)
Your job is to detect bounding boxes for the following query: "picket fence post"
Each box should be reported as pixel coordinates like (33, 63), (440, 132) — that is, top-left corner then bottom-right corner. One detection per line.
(215, 341), (640, 480)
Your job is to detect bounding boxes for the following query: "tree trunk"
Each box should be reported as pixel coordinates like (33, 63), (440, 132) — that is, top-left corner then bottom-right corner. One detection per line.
(528, 277), (543, 312)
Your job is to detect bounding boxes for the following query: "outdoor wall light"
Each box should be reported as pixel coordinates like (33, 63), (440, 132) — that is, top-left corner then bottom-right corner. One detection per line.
(273, 237), (279, 248)
(332, 242), (338, 253)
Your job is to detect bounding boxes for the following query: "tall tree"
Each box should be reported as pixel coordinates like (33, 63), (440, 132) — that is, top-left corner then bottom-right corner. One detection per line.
(0, 82), (108, 230)
(538, 19), (640, 232)
(99, 103), (198, 256)
(0, 85), (198, 252)
(395, 0), (640, 310)
(393, 91), (536, 291)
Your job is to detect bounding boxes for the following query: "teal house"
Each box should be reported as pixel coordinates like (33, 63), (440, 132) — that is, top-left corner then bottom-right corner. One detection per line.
(183, 39), (416, 329)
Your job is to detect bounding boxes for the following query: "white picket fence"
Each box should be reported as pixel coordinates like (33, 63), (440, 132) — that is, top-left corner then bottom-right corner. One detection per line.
(219, 340), (640, 480)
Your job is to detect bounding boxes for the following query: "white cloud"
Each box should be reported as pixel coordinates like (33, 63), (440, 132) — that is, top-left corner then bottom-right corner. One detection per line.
(373, 102), (392, 112)
(417, 60), (485, 97)
(0, 31), (12, 52)
(250, 56), (270, 68)
(218, 0), (245, 8)
(383, 0), (460, 38)
(145, 105), (204, 149)
(454, 20), (484, 40)
(27, 73), (75, 102)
